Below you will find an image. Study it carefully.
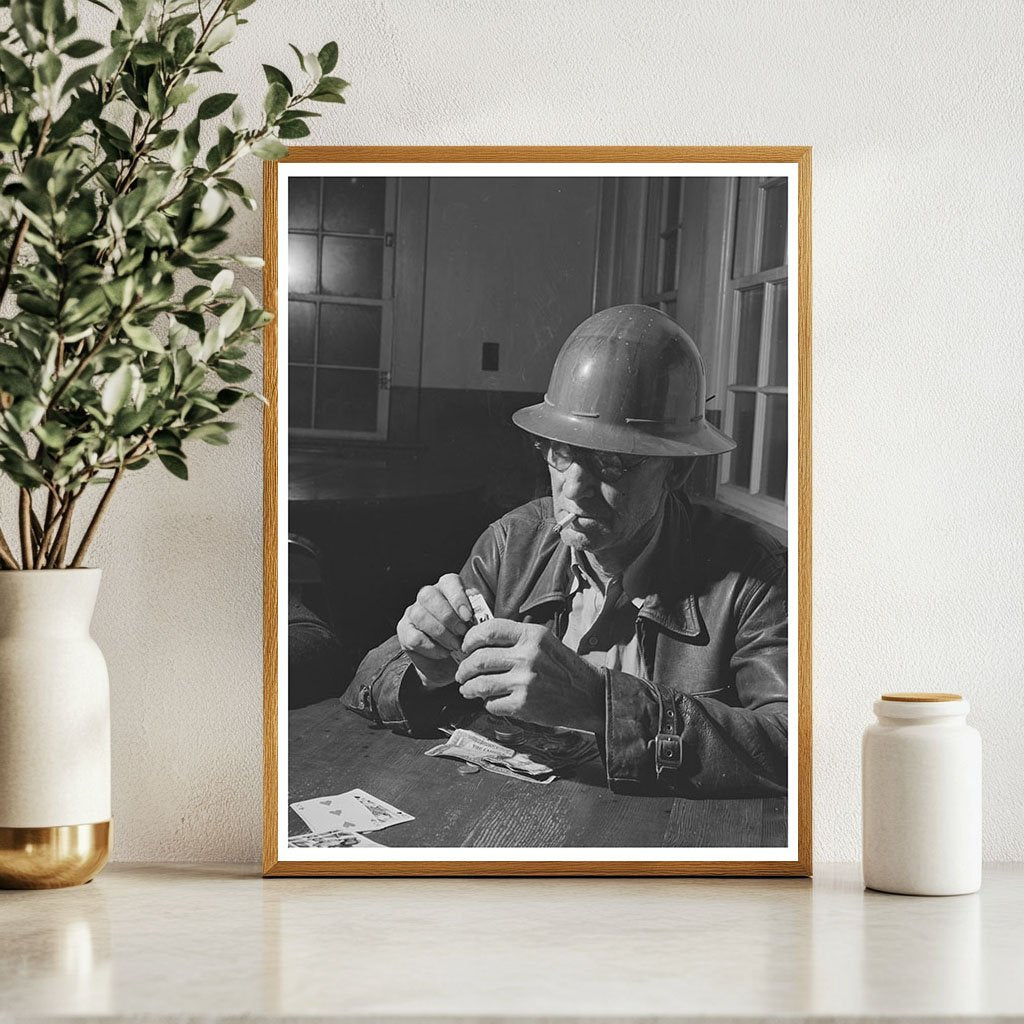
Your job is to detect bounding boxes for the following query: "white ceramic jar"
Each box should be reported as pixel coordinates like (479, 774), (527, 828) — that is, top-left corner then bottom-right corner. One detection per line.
(862, 692), (981, 896)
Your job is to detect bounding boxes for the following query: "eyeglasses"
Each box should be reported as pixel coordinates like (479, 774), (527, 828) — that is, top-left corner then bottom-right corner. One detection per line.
(532, 440), (650, 484)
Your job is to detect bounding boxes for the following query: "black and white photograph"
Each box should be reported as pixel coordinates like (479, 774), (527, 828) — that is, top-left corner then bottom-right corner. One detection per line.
(268, 152), (809, 874)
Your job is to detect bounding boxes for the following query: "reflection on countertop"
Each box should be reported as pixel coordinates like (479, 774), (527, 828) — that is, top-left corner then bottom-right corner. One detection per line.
(1, 863), (1022, 1019)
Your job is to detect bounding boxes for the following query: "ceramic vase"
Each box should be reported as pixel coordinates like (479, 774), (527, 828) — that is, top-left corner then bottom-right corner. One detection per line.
(0, 569), (111, 888)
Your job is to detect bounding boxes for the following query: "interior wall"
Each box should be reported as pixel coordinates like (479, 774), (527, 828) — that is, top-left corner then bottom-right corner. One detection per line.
(419, 177), (600, 391)
(66, 0), (1024, 864)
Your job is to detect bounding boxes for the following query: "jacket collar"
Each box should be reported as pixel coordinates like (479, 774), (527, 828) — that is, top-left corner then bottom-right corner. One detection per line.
(517, 494), (704, 640)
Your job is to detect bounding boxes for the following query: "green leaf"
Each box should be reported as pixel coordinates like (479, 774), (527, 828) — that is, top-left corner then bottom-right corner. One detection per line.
(203, 16), (236, 53)
(166, 82), (199, 107)
(262, 64), (292, 94)
(319, 76), (349, 93)
(318, 41), (339, 75)
(38, 51), (62, 86)
(309, 88), (346, 104)
(173, 26), (196, 65)
(63, 38), (104, 57)
(121, 0), (152, 33)
(8, 399), (45, 432)
(182, 285), (212, 310)
(264, 82), (288, 117)
(216, 388), (246, 408)
(112, 405), (150, 435)
(278, 120), (310, 140)
(0, 50), (33, 87)
(158, 452), (188, 479)
(214, 362), (251, 384)
(96, 43), (128, 81)
(101, 365), (133, 414)
(0, 347), (30, 371)
(60, 62), (97, 97)
(218, 296), (246, 339)
(198, 91), (237, 119)
(210, 269), (234, 294)
(189, 422), (230, 445)
(148, 73), (165, 117)
(34, 421), (70, 449)
(1, 456), (46, 487)
(123, 322), (164, 353)
(132, 42), (169, 66)
(251, 137), (287, 160)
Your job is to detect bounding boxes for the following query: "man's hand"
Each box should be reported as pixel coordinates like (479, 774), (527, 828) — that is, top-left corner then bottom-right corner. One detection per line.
(396, 574), (474, 688)
(455, 619), (606, 733)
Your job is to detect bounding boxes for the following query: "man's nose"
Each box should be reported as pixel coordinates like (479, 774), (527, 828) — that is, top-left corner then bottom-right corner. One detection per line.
(560, 459), (597, 502)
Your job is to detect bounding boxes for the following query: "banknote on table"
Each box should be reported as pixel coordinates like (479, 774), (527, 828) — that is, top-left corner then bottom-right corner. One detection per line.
(426, 727), (556, 784)
(288, 829), (385, 849)
(290, 788), (414, 835)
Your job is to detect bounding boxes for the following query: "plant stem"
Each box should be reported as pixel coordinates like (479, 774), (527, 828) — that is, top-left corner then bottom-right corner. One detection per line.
(0, 526), (20, 570)
(70, 466), (123, 568)
(45, 492), (78, 569)
(36, 487), (65, 566)
(18, 489), (34, 569)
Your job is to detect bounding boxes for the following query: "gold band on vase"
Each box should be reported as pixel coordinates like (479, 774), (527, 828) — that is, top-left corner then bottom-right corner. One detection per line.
(0, 821), (111, 889)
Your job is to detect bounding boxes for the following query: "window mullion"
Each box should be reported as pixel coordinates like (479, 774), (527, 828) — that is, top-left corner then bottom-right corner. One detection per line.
(749, 392), (767, 496)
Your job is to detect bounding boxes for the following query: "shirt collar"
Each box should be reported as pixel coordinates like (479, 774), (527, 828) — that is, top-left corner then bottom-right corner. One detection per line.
(570, 547), (649, 610)
(518, 497), (702, 635)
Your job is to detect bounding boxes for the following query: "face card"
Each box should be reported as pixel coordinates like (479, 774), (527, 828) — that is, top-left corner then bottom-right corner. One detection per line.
(287, 829), (385, 849)
(290, 788), (414, 835)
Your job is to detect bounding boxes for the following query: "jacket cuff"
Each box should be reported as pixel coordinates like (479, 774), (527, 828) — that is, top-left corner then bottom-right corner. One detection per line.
(603, 669), (662, 794)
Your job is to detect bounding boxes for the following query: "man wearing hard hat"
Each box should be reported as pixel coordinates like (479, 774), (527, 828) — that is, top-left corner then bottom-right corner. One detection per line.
(345, 305), (787, 798)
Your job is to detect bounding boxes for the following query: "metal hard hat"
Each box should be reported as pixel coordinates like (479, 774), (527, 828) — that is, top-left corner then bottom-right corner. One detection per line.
(512, 305), (736, 457)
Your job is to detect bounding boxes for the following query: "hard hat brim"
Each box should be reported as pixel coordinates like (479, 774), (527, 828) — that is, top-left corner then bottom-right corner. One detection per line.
(512, 402), (737, 458)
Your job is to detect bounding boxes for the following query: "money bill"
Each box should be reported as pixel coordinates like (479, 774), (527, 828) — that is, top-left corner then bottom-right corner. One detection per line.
(425, 741), (556, 784)
(446, 728), (554, 775)
(426, 728), (556, 784)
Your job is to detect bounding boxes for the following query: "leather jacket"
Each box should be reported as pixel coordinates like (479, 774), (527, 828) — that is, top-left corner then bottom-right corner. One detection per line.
(343, 494), (788, 798)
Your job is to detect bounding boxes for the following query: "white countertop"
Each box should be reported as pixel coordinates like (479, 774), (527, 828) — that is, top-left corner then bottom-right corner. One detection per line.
(2, 862), (1022, 1021)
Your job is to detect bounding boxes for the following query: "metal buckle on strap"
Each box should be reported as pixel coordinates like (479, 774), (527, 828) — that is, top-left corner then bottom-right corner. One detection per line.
(655, 733), (683, 775)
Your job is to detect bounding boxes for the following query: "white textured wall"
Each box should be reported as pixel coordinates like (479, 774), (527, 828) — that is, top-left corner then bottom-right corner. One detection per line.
(75, 0), (1024, 862)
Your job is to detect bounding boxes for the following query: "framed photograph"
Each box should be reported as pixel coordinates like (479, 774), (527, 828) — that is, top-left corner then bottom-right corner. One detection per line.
(263, 147), (811, 876)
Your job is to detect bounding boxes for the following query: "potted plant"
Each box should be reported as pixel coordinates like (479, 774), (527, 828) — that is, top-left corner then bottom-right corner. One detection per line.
(0, 0), (344, 887)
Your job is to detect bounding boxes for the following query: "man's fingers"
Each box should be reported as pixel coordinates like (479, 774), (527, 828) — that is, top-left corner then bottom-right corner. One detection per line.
(459, 674), (513, 702)
(437, 573), (473, 624)
(454, 648), (516, 685)
(483, 696), (519, 718)
(416, 584), (468, 638)
(405, 603), (463, 653)
(462, 617), (528, 655)
(397, 616), (452, 660)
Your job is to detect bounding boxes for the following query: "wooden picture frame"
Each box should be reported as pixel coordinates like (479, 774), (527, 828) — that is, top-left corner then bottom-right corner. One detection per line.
(263, 147), (812, 877)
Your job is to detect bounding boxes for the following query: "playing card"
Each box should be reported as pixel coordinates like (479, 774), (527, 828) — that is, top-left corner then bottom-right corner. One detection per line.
(290, 788), (414, 835)
(288, 829), (384, 849)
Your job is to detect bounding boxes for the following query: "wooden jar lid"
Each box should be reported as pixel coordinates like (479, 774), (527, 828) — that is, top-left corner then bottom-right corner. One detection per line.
(881, 692), (962, 702)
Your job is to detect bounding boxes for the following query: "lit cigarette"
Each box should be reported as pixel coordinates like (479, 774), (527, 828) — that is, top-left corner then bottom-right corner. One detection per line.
(554, 512), (579, 532)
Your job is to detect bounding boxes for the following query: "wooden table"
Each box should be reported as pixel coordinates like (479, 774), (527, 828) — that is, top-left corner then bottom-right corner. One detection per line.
(289, 699), (786, 848)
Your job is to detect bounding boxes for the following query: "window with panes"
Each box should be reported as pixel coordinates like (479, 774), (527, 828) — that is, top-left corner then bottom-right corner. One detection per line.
(287, 177), (395, 439)
(640, 178), (683, 318)
(717, 177), (789, 530)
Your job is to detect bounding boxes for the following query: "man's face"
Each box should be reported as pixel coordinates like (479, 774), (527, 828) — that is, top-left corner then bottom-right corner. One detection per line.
(547, 447), (674, 562)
